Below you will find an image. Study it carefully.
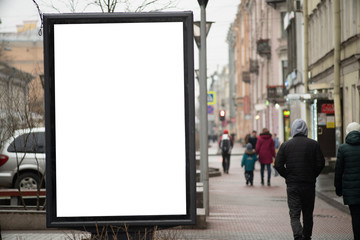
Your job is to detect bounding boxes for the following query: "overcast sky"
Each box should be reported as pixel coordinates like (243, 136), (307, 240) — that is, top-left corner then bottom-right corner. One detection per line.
(0, 0), (240, 74)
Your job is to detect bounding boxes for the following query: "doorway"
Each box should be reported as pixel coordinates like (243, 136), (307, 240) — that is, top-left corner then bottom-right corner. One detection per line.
(316, 100), (336, 158)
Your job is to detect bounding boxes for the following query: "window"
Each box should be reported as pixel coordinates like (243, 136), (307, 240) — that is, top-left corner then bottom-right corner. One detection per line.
(328, 1), (332, 50)
(352, 0), (357, 36)
(352, 84), (356, 122)
(281, 12), (287, 38)
(345, 0), (350, 39)
(287, 20), (296, 72)
(323, 5), (327, 53)
(330, 0), (334, 47)
(282, 60), (288, 85)
(319, 7), (324, 56)
(8, 132), (45, 153)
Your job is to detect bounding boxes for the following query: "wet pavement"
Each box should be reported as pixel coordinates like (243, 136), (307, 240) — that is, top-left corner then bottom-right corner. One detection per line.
(1, 142), (353, 240)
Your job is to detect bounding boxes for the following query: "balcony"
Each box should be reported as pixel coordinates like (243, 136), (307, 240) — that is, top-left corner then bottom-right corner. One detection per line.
(267, 85), (286, 102)
(265, 0), (286, 8)
(265, 0), (286, 3)
(250, 59), (259, 74)
(257, 39), (271, 58)
(242, 71), (250, 83)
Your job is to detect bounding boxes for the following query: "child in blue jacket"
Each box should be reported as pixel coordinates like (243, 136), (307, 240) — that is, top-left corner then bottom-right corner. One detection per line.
(241, 143), (258, 186)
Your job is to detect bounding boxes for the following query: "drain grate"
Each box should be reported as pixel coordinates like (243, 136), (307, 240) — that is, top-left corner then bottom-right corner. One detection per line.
(314, 214), (337, 218)
(269, 197), (287, 202)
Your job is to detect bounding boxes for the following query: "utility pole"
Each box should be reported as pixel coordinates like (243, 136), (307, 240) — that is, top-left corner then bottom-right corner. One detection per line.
(197, 0), (209, 216)
(303, 0), (308, 95)
(333, 0), (342, 150)
(303, 0), (311, 137)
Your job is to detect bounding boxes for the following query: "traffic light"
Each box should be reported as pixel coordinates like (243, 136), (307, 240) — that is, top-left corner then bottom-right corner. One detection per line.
(283, 110), (290, 118)
(219, 110), (225, 121)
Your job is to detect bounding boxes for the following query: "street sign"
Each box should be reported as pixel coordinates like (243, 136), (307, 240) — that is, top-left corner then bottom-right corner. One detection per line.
(207, 91), (216, 105)
(208, 105), (214, 114)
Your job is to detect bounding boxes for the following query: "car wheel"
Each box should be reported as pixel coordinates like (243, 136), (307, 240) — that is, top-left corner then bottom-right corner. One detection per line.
(15, 172), (41, 190)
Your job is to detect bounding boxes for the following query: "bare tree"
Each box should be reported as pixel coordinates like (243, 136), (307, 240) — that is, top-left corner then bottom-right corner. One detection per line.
(39, 0), (179, 13)
(92, 0), (179, 13)
(0, 40), (10, 64)
(0, 63), (45, 210)
(40, 0), (86, 13)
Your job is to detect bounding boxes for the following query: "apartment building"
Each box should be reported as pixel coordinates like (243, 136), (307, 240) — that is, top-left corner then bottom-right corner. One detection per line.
(0, 20), (44, 115)
(306, 0), (360, 161)
(228, 0), (288, 143)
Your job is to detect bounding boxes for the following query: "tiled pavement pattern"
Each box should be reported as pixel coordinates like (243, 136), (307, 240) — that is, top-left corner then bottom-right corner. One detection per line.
(173, 148), (353, 240)
(1, 142), (353, 240)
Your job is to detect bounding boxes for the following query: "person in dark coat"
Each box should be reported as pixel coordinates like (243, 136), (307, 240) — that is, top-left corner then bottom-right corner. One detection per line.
(218, 129), (234, 174)
(248, 130), (258, 149)
(334, 122), (360, 240)
(274, 119), (325, 240)
(255, 128), (275, 186)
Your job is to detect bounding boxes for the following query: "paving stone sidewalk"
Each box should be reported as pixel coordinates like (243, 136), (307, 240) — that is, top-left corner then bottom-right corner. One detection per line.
(173, 141), (353, 240)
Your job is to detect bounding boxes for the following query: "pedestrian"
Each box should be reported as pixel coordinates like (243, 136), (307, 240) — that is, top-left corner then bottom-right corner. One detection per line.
(248, 130), (258, 150)
(273, 133), (280, 150)
(274, 119), (325, 240)
(218, 129), (234, 174)
(244, 133), (250, 146)
(255, 128), (275, 186)
(334, 122), (360, 240)
(273, 133), (280, 177)
(241, 143), (257, 186)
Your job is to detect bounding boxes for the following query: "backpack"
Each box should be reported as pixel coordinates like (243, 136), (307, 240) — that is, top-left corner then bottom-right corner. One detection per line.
(221, 135), (231, 153)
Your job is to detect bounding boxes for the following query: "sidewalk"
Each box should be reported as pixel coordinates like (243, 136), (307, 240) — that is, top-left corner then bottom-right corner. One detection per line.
(1, 142), (353, 240)
(208, 141), (350, 215)
(177, 141), (353, 239)
(316, 173), (350, 214)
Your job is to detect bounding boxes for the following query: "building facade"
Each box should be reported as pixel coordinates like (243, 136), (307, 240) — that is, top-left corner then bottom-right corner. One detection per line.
(0, 21), (44, 115)
(308, 0), (360, 130)
(228, 0), (288, 143)
(282, 0), (360, 166)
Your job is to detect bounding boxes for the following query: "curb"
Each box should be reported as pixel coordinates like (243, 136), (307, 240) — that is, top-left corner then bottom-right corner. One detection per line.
(316, 191), (350, 215)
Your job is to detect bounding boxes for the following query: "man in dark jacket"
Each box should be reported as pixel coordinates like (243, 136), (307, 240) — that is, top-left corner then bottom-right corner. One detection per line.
(275, 119), (325, 240)
(248, 130), (258, 150)
(335, 122), (360, 240)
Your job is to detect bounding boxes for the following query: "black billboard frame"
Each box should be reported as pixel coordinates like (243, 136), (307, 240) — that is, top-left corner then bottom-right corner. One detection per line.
(43, 12), (196, 229)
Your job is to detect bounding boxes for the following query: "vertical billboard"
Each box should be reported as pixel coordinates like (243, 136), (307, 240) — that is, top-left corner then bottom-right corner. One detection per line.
(43, 12), (195, 228)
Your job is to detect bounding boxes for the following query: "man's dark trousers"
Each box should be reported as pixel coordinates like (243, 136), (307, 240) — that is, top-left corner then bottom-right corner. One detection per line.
(349, 205), (360, 240)
(287, 184), (315, 240)
(222, 152), (231, 173)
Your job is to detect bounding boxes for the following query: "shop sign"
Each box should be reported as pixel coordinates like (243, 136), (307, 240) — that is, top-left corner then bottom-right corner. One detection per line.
(321, 103), (334, 114)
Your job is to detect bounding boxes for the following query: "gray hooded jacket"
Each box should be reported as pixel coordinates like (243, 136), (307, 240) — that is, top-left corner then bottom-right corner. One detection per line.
(275, 119), (325, 186)
(291, 118), (308, 137)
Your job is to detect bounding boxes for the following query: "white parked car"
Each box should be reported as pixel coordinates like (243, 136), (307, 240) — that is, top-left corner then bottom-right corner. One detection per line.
(0, 127), (45, 189)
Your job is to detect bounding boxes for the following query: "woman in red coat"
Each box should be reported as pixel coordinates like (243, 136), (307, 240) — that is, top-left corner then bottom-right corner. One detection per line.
(256, 128), (276, 186)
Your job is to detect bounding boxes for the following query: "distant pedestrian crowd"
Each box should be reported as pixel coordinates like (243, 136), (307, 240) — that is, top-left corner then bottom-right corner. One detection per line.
(218, 120), (360, 240)
(241, 129), (278, 186)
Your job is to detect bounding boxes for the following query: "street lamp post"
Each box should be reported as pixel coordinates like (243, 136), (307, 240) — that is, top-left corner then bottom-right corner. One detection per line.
(193, 21), (213, 48)
(195, 0), (210, 216)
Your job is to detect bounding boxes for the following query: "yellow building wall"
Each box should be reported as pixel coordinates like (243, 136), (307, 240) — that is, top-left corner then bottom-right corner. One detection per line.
(3, 39), (44, 114)
(234, 4), (252, 142)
